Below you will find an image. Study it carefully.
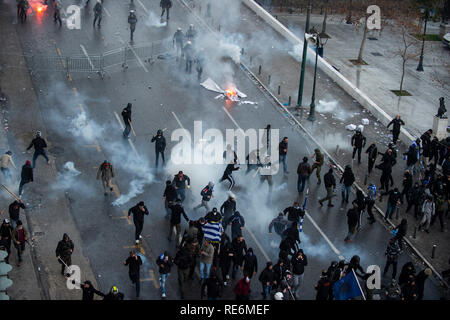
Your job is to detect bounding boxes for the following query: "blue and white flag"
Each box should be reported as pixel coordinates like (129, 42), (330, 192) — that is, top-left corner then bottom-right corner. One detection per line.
(202, 221), (223, 244)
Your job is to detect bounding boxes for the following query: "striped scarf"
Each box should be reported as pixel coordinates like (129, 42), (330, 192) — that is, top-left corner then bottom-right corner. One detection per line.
(202, 221), (223, 244)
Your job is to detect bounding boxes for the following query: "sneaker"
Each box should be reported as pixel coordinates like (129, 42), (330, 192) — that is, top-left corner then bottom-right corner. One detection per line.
(319, 201), (323, 207)
(223, 281), (227, 286)
(139, 235), (142, 239)
(135, 240), (139, 244)
(161, 293), (166, 298)
(328, 204), (334, 207)
(47, 160), (50, 164)
(226, 275), (230, 280)
(110, 187), (113, 191)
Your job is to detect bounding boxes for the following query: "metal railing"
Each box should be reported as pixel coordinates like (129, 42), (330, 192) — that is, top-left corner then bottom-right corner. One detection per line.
(0, 38), (173, 79)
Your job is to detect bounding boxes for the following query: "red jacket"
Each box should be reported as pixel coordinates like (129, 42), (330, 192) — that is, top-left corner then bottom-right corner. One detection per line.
(234, 278), (250, 296)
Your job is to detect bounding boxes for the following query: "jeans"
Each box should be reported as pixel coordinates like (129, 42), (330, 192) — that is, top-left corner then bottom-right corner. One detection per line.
(383, 259), (398, 278)
(176, 188), (186, 203)
(93, 15), (102, 26)
(199, 261), (212, 281)
(280, 154), (287, 173)
(160, 273), (169, 295)
(262, 284), (272, 300)
(194, 200), (210, 213)
(123, 123), (131, 138)
(341, 185), (351, 202)
(32, 149), (49, 168)
(129, 272), (140, 297)
(385, 202), (397, 220)
(1, 167), (12, 180)
(297, 176), (307, 193)
(18, 180), (30, 196)
(292, 273), (304, 298)
(168, 223), (181, 245)
(155, 150), (165, 168)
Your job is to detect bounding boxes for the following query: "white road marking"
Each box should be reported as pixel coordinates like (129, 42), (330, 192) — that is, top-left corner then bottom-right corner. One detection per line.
(103, 7), (112, 17)
(136, 0), (149, 13)
(245, 228), (271, 261)
(80, 44), (95, 70)
(113, 111), (140, 157)
(117, 36), (149, 73)
(171, 111), (184, 129)
(222, 106), (346, 261)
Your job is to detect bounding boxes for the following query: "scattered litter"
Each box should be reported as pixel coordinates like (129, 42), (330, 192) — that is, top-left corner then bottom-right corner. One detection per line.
(362, 118), (369, 125)
(357, 124), (364, 132)
(345, 124), (357, 131)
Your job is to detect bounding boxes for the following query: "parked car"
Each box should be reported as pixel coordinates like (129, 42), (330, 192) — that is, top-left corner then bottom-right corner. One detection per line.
(443, 32), (450, 48)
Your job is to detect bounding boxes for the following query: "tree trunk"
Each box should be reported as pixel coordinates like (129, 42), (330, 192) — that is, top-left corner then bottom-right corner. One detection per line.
(357, 17), (368, 64)
(400, 59), (406, 94)
(322, 5), (328, 34)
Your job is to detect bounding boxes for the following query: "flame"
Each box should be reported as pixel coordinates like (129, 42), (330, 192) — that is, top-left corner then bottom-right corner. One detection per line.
(30, 1), (48, 14)
(225, 88), (237, 98)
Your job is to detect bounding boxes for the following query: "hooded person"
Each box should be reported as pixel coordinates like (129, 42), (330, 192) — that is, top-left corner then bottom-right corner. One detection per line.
(103, 286), (124, 300)
(96, 160), (114, 196)
(72, 280), (105, 300)
(123, 250), (143, 298)
(151, 129), (167, 168)
(319, 167), (337, 207)
(18, 160), (33, 196)
(315, 270), (333, 300)
(340, 165), (355, 203)
(8, 200), (25, 229)
(0, 219), (13, 264)
(127, 201), (149, 244)
(193, 181), (214, 213)
(268, 212), (290, 237)
(218, 237), (234, 286)
(220, 194), (236, 230)
(351, 128), (367, 164)
(26, 130), (50, 168)
(258, 261), (274, 300)
(55, 233), (74, 275)
(172, 171), (191, 203)
(234, 276), (251, 300)
(201, 267), (223, 300)
(225, 210), (245, 241)
(385, 278), (402, 300)
(174, 245), (194, 299)
(121, 103), (132, 138)
(163, 180), (178, 219)
(242, 248), (258, 279)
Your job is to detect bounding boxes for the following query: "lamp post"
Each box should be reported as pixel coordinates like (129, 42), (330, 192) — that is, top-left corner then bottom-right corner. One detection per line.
(306, 30), (327, 122)
(417, 7), (429, 72)
(295, 0), (312, 113)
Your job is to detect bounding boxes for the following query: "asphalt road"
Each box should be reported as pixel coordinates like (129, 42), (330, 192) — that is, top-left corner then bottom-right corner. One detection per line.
(6, 0), (445, 299)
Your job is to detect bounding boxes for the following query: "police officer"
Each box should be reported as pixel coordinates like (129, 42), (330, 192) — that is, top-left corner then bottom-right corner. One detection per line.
(183, 40), (194, 74)
(173, 27), (184, 61)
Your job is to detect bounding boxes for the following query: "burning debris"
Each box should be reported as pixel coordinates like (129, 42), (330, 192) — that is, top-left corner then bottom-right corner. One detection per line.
(200, 78), (257, 105)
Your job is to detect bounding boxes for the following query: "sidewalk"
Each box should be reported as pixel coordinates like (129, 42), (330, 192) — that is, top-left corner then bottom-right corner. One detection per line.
(191, 0), (450, 277)
(0, 1), (99, 300)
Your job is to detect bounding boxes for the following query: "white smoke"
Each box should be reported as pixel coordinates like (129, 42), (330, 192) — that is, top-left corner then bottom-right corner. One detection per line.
(145, 11), (167, 28)
(67, 111), (103, 143)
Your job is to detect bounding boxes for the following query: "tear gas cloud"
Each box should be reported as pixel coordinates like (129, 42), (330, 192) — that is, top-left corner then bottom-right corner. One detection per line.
(145, 10), (167, 28)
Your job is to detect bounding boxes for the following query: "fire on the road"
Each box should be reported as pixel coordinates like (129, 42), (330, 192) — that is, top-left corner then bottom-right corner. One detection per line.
(29, 1), (48, 14)
(225, 88), (237, 99)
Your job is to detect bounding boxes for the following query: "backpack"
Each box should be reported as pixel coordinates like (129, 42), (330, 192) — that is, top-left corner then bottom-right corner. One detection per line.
(200, 186), (210, 197)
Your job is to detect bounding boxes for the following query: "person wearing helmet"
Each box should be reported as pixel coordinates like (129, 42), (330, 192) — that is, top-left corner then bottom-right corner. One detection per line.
(351, 128), (367, 164)
(55, 233), (74, 275)
(103, 286), (124, 300)
(185, 24), (197, 41)
(160, 0), (172, 20)
(18, 160), (33, 197)
(96, 160), (115, 196)
(182, 40), (194, 73)
(151, 129), (166, 168)
(273, 291), (284, 300)
(26, 130), (50, 168)
(173, 27), (184, 61)
(195, 48), (205, 81)
(128, 10), (138, 43)
(0, 150), (16, 181)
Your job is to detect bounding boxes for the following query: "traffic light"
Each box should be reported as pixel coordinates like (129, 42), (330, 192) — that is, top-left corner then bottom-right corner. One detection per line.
(0, 250), (13, 300)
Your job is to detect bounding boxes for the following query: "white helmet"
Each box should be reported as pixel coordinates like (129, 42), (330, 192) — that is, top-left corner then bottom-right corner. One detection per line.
(274, 292), (283, 300)
(177, 27), (182, 31)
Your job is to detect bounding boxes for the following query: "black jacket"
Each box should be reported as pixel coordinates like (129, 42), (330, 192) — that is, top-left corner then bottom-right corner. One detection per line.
(226, 212), (245, 235)
(128, 204), (149, 222)
(56, 239), (74, 258)
(151, 135), (166, 151)
(347, 208), (359, 227)
(174, 247), (193, 270)
(340, 168), (355, 187)
(279, 140), (288, 155)
(283, 206), (304, 223)
(218, 241), (233, 268)
(20, 163), (33, 182)
(201, 275), (222, 299)
(79, 283), (104, 300)
(200, 185), (213, 201)
(163, 184), (178, 202)
(351, 132), (366, 148)
(125, 255), (142, 275)
(27, 137), (47, 152)
(0, 223), (13, 239)
(222, 163), (239, 177)
(323, 171), (336, 188)
(315, 277), (333, 300)
(231, 238), (247, 264)
(121, 107), (131, 124)
(291, 252), (308, 275)
(9, 201), (25, 221)
(103, 292), (124, 300)
(420, 131), (432, 156)
(387, 118), (405, 133)
(220, 199), (236, 219)
(172, 174), (190, 189)
(160, 0), (172, 8)
(168, 203), (189, 225)
(365, 145), (378, 161)
(243, 252), (258, 275)
(387, 190), (401, 205)
(156, 256), (173, 274)
(259, 267), (275, 285)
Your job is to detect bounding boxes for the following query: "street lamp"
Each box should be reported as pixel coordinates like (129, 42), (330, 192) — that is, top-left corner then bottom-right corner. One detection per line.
(295, 0), (312, 114)
(417, 7), (429, 72)
(306, 29), (328, 122)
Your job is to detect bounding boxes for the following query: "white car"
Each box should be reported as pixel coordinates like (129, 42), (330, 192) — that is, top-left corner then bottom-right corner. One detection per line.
(443, 32), (450, 47)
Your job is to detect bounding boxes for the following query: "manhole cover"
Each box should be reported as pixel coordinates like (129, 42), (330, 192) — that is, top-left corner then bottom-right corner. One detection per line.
(371, 52), (383, 56)
(49, 146), (64, 155)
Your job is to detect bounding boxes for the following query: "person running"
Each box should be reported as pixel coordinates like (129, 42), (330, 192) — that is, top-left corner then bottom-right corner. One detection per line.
(220, 160), (240, 191)
(156, 251), (173, 298)
(366, 183), (377, 224)
(268, 212), (290, 238)
(387, 115), (405, 145)
(1, 151), (16, 181)
(365, 142), (378, 175)
(225, 211), (245, 241)
(296, 157), (311, 196)
(55, 233), (74, 275)
(383, 238), (402, 279)
(151, 129), (167, 168)
(127, 10), (138, 43)
(163, 180), (178, 219)
(168, 199), (189, 246)
(123, 250), (142, 299)
(310, 149), (324, 185)
(121, 103), (132, 139)
(103, 286), (124, 300)
(128, 201), (149, 244)
(283, 202), (304, 226)
(193, 182), (214, 213)
(319, 167), (336, 207)
(18, 160), (33, 197)
(27, 131), (50, 168)
(96, 160), (114, 196)
(351, 129), (366, 164)
(220, 194), (236, 231)
(172, 171), (191, 203)
(8, 200), (25, 229)
(344, 202), (359, 243)
(160, 0), (172, 20)
(72, 280), (105, 300)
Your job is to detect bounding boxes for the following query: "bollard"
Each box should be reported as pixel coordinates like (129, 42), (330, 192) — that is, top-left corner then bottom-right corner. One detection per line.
(278, 85), (281, 95)
(250, 56), (253, 65)
(258, 65), (262, 75)
(288, 96), (291, 106)
(432, 244), (436, 259)
(275, 15), (278, 19)
(241, 48), (244, 55)
(335, 145), (340, 155)
(268, 75), (271, 85)
(413, 226), (417, 239)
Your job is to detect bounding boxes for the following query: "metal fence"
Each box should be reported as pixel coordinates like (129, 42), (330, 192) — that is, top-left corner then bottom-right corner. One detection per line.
(0, 38), (172, 79)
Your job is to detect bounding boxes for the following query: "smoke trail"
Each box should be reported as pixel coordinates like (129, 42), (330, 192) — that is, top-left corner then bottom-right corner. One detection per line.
(145, 10), (167, 28)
